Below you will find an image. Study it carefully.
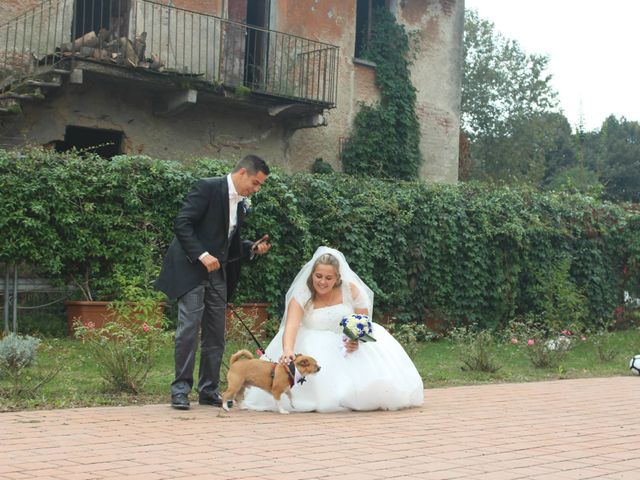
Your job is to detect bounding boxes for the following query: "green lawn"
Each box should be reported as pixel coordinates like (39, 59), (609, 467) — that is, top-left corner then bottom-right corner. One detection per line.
(415, 329), (640, 387)
(1, 329), (639, 411)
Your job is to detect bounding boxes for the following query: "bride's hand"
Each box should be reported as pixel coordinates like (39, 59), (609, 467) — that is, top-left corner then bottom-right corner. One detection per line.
(344, 338), (359, 353)
(279, 350), (295, 364)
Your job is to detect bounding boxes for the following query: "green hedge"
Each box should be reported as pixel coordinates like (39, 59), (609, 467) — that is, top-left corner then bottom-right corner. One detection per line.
(1, 149), (638, 330)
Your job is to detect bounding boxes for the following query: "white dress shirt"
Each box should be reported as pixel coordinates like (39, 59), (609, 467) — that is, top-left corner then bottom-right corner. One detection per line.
(198, 175), (244, 261)
(226, 174), (244, 238)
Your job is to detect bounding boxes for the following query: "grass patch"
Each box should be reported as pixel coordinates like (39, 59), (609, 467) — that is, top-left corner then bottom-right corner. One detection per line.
(415, 329), (640, 387)
(2, 329), (639, 411)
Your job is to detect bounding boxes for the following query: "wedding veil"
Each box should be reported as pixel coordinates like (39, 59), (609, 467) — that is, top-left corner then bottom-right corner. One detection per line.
(279, 246), (374, 329)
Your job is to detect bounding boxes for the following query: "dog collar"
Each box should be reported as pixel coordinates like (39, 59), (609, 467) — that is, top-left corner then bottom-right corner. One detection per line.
(290, 363), (307, 386)
(270, 363), (305, 387)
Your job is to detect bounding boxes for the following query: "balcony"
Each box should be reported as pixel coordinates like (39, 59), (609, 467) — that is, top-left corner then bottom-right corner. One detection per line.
(0, 0), (339, 111)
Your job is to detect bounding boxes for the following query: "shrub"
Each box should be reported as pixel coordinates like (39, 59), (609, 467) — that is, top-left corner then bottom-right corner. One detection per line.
(449, 326), (501, 373)
(74, 291), (170, 394)
(0, 333), (40, 372)
(386, 322), (427, 359)
(0, 333), (59, 397)
(2, 148), (639, 336)
(510, 318), (572, 369)
(592, 328), (620, 362)
(311, 158), (334, 174)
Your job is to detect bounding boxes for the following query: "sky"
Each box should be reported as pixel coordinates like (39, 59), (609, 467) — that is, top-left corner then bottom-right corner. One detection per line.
(464, 0), (640, 132)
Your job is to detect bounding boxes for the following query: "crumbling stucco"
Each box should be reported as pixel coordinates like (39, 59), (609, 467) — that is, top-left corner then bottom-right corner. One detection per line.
(0, 77), (288, 164)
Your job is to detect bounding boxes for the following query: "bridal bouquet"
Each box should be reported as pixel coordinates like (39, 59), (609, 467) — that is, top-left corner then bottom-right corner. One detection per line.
(340, 314), (376, 342)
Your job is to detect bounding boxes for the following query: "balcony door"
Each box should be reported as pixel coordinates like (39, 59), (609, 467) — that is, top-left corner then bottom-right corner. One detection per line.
(72, 0), (130, 41)
(224, 0), (270, 90)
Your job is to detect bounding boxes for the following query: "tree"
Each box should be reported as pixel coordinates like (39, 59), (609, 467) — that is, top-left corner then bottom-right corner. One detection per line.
(463, 9), (573, 185)
(596, 116), (640, 202)
(462, 10), (559, 140)
(473, 112), (577, 187)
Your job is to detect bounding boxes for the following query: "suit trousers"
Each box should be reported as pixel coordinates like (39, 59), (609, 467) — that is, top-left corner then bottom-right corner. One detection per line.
(171, 268), (227, 397)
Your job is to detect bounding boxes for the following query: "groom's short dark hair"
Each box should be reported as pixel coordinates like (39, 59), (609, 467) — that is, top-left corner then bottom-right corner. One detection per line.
(234, 154), (270, 176)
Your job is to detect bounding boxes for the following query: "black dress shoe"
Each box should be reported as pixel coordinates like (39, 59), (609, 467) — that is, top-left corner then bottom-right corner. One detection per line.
(171, 393), (190, 410)
(199, 392), (223, 407)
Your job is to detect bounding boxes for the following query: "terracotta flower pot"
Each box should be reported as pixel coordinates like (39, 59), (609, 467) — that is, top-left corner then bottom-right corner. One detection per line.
(65, 300), (165, 337)
(225, 302), (269, 332)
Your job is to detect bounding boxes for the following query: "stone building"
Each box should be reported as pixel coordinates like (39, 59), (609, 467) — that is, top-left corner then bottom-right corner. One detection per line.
(0, 0), (463, 182)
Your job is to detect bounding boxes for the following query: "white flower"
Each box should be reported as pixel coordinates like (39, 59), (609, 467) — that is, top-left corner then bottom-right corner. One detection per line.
(340, 314), (376, 342)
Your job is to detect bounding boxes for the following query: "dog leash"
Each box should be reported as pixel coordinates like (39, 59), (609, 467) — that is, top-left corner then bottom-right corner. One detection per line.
(206, 236), (270, 356)
(219, 234), (270, 267)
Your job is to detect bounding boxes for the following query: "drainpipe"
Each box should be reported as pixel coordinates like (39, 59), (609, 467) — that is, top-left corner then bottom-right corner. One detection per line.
(12, 265), (18, 333)
(3, 264), (9, 334)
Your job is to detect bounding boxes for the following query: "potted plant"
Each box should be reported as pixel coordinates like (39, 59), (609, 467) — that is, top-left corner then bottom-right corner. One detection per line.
(72, 274), (170, 393)
(65, 257), (167, 337)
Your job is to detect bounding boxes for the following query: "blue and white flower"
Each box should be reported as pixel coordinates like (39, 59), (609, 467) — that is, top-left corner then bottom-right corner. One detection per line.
(340, 314), (376, 342)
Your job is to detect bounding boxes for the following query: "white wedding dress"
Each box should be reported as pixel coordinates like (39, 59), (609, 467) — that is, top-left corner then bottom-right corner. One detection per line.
(241, 295), (424, 412)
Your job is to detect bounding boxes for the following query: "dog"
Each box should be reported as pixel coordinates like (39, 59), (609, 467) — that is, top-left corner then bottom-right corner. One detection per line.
(222, 349), (321, 414)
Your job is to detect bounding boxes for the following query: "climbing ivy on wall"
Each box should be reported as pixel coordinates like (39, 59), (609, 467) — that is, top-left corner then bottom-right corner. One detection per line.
(342, 7), (422, 180)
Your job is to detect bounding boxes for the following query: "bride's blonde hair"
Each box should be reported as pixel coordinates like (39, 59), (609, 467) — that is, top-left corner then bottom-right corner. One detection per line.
(305, 253), (342, 306)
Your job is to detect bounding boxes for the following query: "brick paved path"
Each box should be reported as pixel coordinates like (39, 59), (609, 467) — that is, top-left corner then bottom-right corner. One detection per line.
(2, 377), (639, 479)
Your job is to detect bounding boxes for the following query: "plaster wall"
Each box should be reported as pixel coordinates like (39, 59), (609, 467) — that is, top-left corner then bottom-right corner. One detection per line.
(398, 0), (464, 183)
(0, 78), (288, 165)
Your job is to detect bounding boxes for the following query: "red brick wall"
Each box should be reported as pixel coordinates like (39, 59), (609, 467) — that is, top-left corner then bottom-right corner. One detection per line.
(1, 0), (43, 21)
(171, 0), (220, 16)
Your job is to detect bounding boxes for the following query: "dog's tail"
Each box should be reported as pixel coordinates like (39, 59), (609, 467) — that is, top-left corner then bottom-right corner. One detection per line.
(230, 349), (254, 364)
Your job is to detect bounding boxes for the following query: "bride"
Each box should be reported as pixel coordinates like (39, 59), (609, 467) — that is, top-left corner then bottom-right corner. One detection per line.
(241, 246), (424, 412)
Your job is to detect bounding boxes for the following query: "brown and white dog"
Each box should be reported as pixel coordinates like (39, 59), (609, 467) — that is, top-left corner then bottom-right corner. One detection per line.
(222, 349), (321, 414)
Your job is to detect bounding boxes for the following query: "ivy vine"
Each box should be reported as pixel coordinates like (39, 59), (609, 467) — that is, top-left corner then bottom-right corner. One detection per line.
(342, 7), (422, 180)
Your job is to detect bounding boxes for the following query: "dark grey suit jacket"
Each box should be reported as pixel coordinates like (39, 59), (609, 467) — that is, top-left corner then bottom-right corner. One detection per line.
(155, 176), (252, 299)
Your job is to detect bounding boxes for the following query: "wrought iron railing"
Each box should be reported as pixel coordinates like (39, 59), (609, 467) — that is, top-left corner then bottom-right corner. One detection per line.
(0, 0), (339, 105)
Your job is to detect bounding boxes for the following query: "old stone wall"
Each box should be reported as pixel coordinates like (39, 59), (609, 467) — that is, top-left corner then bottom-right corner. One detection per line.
(1, 0), (464, 182)
(270, 1), (382, 174)
(271, 0), (463, 182)
(0, 77), (288, 164)
(0, 0), (42, 20)
(397, 0), (464, 183)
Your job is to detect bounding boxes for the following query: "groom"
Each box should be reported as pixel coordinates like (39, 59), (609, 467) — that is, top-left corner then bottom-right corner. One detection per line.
(155, 154), (271, 410)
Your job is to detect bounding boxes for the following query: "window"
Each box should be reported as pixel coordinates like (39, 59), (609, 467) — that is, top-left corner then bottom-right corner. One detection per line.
(54, 126), (125, 158)
(354, 0), (388, 59)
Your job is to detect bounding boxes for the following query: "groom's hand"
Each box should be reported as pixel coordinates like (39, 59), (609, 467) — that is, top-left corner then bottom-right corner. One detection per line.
(251, 234), (271, 255)
(200, 254), (220, 272)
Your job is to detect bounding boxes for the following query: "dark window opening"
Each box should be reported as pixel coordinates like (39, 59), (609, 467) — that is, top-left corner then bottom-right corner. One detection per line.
(54, 126), (125, 159)
(355, 0), (387, 59)
(72, 0), (130, 40)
